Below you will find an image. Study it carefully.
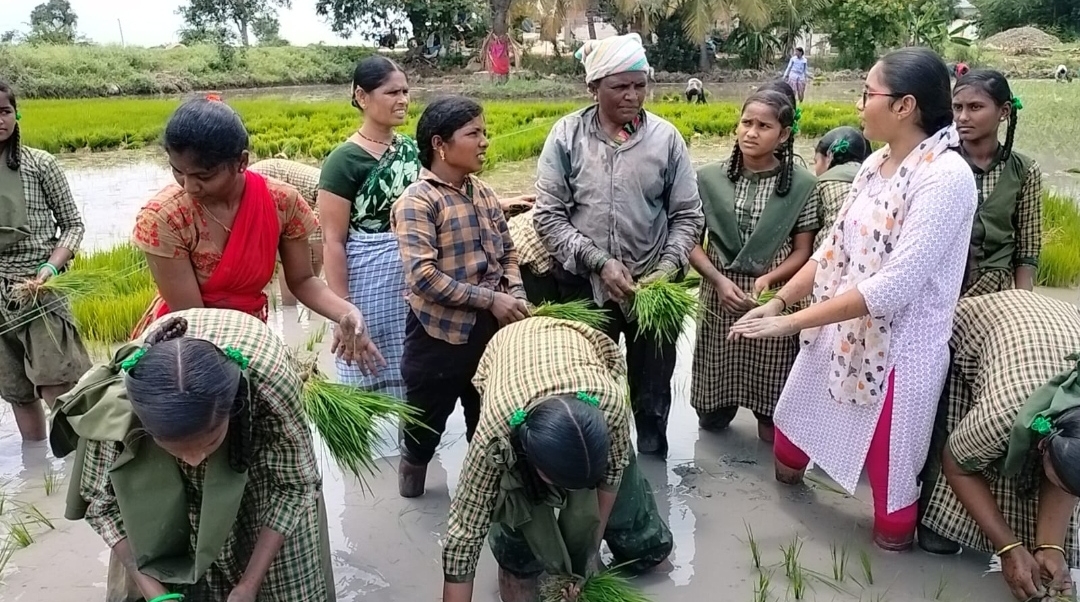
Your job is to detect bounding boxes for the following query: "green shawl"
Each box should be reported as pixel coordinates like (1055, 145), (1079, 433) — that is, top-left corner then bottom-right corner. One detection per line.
(697, 162), (818, 276)
(817, 161), (861, 184)
(487, 438), (600, 577)
(1002, 353), (1080, 476)
(0, 148), (30, 252)
(52, 343), (251, 585)
(969, 150), (1033, 274)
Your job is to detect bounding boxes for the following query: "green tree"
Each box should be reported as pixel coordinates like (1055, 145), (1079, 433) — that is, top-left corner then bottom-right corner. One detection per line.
(178, 0), (291, 47)
(769, 0), (828, 56)
(316, 0), (483, 50)
(818, 0), (908, 69)
(973, 0), (1080, 40)
(252, 14), (289, 45)
(26, 0), (78, 45)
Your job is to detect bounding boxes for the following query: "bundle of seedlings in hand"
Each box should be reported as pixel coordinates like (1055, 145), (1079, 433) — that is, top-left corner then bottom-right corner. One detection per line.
(755, 287), (778, 306)
(533, 299), (611, 331)
(9, 268), (114, 307)
(632, 278), (698, 344)
(540, 570), (652, 602)
(300, 364), (422, 485)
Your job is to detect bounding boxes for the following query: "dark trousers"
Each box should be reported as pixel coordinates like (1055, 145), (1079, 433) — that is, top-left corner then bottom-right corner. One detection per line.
(399, 311), (499, 465)
(520, 269), (561, 306)
(552, 266), (676, 442)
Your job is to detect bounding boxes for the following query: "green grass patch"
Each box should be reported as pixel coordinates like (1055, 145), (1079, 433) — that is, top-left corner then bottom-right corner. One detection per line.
(1039, 191), (1080, 288)
(17, 96), (862, 166)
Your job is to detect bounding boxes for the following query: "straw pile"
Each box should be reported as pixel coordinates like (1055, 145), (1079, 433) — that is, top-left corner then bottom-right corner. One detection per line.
(982, 27), (1060, 51)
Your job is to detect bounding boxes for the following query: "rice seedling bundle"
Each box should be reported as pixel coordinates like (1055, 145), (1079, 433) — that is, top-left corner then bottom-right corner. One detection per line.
(755, 288), (777, 306)
(60, 244), (157, 344)
(532, 300), (611, 330)
(301, 368), (423, 484)
(539, 571), (651, 602)
(8, 268), (115, 306)
(632, 279), (698, 344)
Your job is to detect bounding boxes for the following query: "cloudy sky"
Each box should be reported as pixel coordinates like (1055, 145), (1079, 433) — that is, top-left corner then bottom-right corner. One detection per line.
(3, 0), (371, 46)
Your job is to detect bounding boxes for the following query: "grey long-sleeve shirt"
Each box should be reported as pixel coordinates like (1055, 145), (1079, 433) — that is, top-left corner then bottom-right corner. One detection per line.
(533, 106), (704, 306)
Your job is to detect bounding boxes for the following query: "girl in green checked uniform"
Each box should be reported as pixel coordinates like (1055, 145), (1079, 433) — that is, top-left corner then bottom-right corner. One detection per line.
(51, 309), (334, 602)
(441, 317), (672, 602)
(810, 126), (872, 250)
(952, 69), (1042, 296)
(918, 290), (1080, 601)
(690, 88), (819, 442)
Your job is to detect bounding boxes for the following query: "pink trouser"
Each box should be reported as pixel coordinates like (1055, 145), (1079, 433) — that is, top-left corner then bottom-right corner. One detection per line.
(773, 371), (918, 541)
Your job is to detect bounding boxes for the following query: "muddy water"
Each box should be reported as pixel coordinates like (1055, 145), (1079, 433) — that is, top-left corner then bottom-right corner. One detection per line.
(0, 151), (1076, 601)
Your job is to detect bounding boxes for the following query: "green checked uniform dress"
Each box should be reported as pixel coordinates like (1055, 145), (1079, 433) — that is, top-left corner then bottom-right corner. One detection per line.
(442, 317), (672, 583)
(72, 309), (333, 601)
(919, 290), (1080, 564)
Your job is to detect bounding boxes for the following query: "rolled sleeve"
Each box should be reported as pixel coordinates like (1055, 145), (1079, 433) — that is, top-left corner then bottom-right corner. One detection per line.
(81, 440), (128, 548)
(39, 152), (85, 255)
(443, 442), (502, 582)
(1013, 161), (1042, 268)
(857, 162), (977, 317)
(659, 139), (704, 270)
(391, 194), (497, 311)
(534, 123), (611, 275)
(253, 374), (321, 536)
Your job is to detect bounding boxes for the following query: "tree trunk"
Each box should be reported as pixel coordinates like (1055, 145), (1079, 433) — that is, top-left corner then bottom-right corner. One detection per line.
(587, 13), (597, 39)
(490, 0), (512, 36)
(236, 17), (250, 46)
(699, 39), (710, 71)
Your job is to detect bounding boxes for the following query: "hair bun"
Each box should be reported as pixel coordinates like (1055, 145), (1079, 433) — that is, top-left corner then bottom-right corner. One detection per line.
(146, 316), (189, 345)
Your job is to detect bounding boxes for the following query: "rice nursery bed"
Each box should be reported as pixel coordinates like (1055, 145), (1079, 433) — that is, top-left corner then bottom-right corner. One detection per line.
(18, 96), (860, 167)
(66, 244), (155, 345)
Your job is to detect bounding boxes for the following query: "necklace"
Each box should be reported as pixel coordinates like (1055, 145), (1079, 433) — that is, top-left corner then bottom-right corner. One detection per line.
(198, 202), (233, 234)
(357, 129), (392, 147)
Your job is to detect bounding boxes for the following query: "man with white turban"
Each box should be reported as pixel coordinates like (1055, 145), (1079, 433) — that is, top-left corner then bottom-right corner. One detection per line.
(533, 33), (705, 457)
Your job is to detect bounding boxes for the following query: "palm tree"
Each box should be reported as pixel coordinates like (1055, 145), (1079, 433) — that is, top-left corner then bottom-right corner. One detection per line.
(770, 0), (828, 57)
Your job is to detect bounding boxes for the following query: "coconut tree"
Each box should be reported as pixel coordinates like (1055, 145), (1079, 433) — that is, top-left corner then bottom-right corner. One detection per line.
(678, 0), (770, 71)
(770, 0), (828, 56)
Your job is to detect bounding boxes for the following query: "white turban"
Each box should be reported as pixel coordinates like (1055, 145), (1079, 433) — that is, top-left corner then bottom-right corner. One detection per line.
(575, 33), (651, 84)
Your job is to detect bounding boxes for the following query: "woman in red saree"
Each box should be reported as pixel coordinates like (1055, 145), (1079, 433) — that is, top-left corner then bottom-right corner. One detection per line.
(131, 97), (383, 372)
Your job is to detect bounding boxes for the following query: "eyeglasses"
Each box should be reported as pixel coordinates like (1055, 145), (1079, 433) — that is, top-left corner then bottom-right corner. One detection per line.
(860, 89), (905, 107)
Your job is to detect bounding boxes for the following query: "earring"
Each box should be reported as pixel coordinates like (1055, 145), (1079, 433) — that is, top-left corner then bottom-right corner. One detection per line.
(439, 148), (446, 161)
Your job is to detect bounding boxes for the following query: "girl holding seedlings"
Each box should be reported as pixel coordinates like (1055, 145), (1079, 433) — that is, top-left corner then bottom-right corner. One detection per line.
(54, 309), (334, 601)
(0, 80), (92, 442)
(811, 126), (872, 249)
(953, 69), (1042, 296)
(442, 317), (672, 602)
(690, 88), (821, 442)
(131, 97), (383, 374)
(919, 290), (1079, 601)
(318, 56), (420, 398)
(730, 47), (979, 551)
(391, 96), (529, 498)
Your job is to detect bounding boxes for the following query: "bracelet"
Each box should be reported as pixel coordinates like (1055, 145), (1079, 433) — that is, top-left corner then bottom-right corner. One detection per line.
(774, 293), (789, 312)
(1034, 544), (1067, 556)
(996, 541), (1024, 557)
(38, 263), (59, 277)
(148, 594), (184, 602)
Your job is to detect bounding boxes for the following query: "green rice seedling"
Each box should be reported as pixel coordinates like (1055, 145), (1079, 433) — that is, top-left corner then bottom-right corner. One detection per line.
(19, 504), (54, 530)
(0, 541), (15, 577)
(744, 522), (762, 570)
(539, 570), (652, 602)
(301, 370), (425, 486)
(7, 519), (33, 548)
(927, 570), (949, 600)
(789, 564), (807, 600)
(858, 549), (874, 585)
(830, 541), (849, 582)
(304, 322), (329, 352)
(9, 268), (116, 306)
(753, 570), (771, 602)
(532, 300), (611, 330)
(1039, 191), (1080, 288)
(755, 288), (777, 306)
(43, 465), (61, 496)
(632, 279), (698, 344)
(780, 535), (803, 580)
(680, 270), (702, 290)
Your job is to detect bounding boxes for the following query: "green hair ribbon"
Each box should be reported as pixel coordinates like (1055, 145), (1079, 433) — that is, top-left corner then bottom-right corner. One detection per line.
(1032, 415), (1053, 436)
(576, 391), (600, 407)
(830, 138), (851, 155)
(14, 111), (21, 121)
(792, 107), (803, 135)
(509, 408), (527, 428)
(120, 348), (147, 372)
(222, 346), (250, 370)
(1011, 96), (1023, 111)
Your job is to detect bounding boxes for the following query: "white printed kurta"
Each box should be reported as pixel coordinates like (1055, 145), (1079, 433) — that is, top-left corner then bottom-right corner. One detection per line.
(773, 150), (977, 513)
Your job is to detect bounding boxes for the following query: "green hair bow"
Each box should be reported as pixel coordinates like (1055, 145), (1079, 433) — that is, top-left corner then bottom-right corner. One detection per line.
(120, 348), (147, 372)
(576, 391), (600, 407)
(14, 111), (21, 121)
(1011, 96), (1023, 111)
(830, 138), (851, 155)
(509, 408), (527, 428)
(223, 346), (250, 370)
(1032, 415), (1053, 436)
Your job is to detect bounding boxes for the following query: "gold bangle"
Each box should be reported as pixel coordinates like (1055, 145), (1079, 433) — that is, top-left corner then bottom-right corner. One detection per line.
(996, 541), (1024, 557)
(1034, 544), (1067, 556)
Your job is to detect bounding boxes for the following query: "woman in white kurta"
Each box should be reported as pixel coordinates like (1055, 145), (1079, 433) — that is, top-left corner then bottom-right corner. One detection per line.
(729, 47), (977, 552)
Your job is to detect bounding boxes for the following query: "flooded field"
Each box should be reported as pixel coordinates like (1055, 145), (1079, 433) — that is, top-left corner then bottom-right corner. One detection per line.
(1, 81), (1079, 600)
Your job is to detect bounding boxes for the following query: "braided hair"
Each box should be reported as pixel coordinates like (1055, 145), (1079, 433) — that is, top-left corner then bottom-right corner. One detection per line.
(953, 69), (1018, 161)
(125, 316), (253, 473)
(0, 81), (21, 171)
(728, 89), (797, 196)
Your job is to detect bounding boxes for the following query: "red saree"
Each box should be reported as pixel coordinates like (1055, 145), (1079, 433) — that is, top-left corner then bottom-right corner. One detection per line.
(131, 171), (280, 338)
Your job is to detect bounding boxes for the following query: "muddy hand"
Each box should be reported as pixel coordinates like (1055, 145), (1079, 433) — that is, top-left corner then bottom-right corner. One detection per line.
(560, 582), (582, 602)
(333, 307), (386, 375)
